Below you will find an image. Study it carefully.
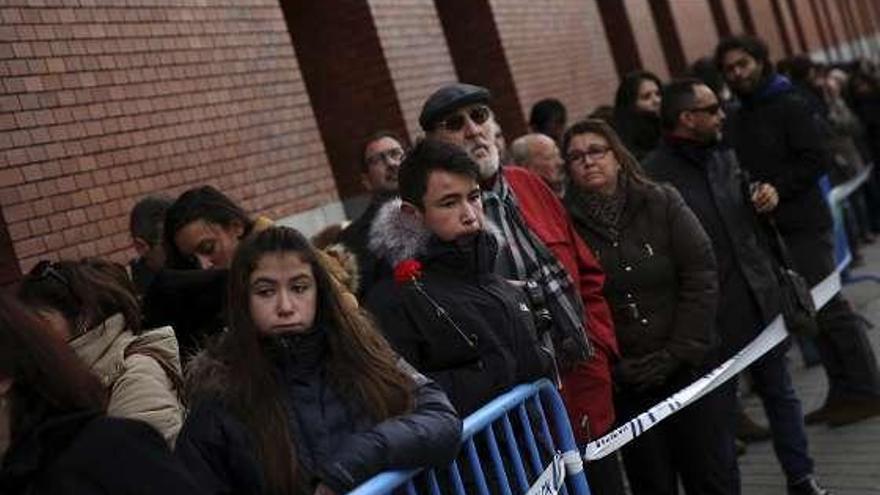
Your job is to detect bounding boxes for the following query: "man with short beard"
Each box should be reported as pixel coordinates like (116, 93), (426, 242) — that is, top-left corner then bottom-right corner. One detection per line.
(339, 131), (405, 296)
(645, 78), (827, 495)
(419, 83), (623, 493)
(717, 35), (880, 429)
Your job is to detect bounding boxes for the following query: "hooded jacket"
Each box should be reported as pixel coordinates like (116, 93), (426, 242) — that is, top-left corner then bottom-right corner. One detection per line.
(365, 199), (552, 415)
(176, 329), (461, 494)
(70, 314), (184, 446)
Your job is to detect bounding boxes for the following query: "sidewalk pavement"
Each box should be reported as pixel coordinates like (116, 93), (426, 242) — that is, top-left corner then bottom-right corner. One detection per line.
(739, 240), (880, 494)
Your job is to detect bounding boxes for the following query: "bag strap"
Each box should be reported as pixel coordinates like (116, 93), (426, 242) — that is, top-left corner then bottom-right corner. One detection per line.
(761, 216), (798, 270)
(123, 343), (186, 404)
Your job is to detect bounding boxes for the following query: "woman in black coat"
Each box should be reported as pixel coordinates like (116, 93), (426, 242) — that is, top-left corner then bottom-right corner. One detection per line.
(613, 71), (664, 160)
(562, 120), (735, 495)
(0, 295), (202, 495)
(175, 227), (461, 495)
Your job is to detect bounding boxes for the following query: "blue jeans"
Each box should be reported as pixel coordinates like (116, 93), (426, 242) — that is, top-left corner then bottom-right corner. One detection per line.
(747, 343), (814, 483)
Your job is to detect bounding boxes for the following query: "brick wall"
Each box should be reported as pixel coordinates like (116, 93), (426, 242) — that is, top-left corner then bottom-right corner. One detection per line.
(625, 0), (670, 80)
(490, 0), (618, 130)
(370, 0), (457, 141)
(722, 0), (746, 36)
(0, 1), (334, 274)
(745, 0), (787, 60)
(669, 1), (720, 66)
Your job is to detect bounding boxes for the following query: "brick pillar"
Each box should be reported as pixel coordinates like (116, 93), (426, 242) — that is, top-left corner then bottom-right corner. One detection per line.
(708, 0), (733, 38)
(434, 0), (526, 139)
(818, 0), (844, 58)
(596, 1), (643, 77)
(648, 0), (688, 76)
(735, 0), (758, 35)
(770, 0), (794, 56)
(279, 0), (408, 200)
(808, 0), (839, 59)
(785, 0), (810, 53)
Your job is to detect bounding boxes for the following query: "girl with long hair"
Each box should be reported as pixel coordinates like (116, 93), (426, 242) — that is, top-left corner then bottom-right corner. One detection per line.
(0, 295), (201, 494)
(176, 226), (461, 495)
(18, 258), (185, 445)
(613, 70), (664, 160)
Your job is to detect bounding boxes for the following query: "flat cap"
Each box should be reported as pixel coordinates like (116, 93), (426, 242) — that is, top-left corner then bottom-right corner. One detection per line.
(419, 83), (491, 131)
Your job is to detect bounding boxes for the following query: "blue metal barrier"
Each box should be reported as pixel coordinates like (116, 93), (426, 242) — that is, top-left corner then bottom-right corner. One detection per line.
(825, 166), (880, 285)
(349, 379), (590, 495)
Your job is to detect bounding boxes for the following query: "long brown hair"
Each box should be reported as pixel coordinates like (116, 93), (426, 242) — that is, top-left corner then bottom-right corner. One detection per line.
(215, 226), (414, 494)
(561, 118), (653, 188)
(18, 258), (142, 338)
(0, 295), (107, 446)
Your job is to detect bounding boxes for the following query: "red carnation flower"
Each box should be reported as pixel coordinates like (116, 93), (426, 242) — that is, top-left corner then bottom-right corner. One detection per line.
(394, 259), (423, 285)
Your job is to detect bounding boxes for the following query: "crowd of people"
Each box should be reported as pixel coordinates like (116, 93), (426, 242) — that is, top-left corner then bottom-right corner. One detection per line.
(3, 33), (880, 495)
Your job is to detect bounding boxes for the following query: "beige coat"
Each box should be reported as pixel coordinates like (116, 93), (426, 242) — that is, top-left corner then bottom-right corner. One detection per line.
(70, 314), (184, 446)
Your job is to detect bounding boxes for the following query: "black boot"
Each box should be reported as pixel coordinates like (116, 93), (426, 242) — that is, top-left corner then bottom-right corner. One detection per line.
(787, 475), (831, 495)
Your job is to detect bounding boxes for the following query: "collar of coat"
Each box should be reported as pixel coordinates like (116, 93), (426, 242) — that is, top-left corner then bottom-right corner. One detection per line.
(368, 197), (506, 268)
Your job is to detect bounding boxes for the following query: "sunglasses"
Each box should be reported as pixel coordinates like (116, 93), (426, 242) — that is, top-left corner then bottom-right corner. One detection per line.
(365, 147), (405, 168)
(686, 103), (722, 115)
(30, 260), (71, 289)
(435, 105), (492, 132)
(566, 146), (611, 165)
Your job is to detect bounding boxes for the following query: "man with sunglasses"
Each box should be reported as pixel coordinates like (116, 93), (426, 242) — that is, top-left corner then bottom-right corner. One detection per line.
(645, 78), (829, 495)
(339, 130), (406, 296)
(717, 35), (880, 431)
(419, 83), (624, 493)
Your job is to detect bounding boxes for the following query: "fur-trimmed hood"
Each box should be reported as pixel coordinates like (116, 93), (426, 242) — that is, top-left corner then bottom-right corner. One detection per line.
(367, 198), (504, 267)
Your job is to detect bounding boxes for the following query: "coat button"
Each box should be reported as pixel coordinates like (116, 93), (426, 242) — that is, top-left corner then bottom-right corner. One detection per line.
(476, 360), (485, 370)
(640, 318), (649, 326)
(625, 293), (633, 300)
(624, 266), (633, 272)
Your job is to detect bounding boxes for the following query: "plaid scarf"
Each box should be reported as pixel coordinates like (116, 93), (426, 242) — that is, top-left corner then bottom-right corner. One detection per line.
(482, 176), (593, 367)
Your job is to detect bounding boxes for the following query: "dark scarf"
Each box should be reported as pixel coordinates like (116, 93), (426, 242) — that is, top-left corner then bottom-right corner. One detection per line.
(481, 175), (592, 366)
(568, 176), (627, 239)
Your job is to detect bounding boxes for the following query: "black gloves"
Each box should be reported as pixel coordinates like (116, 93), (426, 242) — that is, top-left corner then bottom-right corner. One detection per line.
(613, 350), (680, 392)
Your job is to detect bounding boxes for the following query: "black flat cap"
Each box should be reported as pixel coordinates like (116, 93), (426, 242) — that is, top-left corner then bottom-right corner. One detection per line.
(419, 83), (491, 131)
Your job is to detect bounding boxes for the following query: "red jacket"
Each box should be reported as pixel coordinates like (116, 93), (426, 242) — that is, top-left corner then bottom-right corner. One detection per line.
(503, 166), (619, 440)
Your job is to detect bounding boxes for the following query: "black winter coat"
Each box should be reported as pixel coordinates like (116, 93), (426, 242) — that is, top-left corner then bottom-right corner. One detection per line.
(1, 412), (202, 495)
(725, 74), (832, 235)
(175, 329), (461, 494)
(565, 180), (718, 369)
(366, 231), (553, 416)
(644, 139), (782, 357)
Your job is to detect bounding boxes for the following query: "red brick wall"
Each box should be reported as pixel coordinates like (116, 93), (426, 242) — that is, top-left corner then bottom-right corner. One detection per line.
(669, 1), (720, 66)
(723, 0), (746, 35)
(625, 0), (670, 80)
(0, 1), (334, 274)
(490, 0), (619, 129)
(370, 0), (457, 140)
(792, 0), (824, 53)
(745, 0), (787, 60)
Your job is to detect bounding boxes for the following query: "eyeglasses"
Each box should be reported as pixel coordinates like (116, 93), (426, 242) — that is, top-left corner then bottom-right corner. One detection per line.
(365, 147), (405, 168)
(435, 105), (493, 132)
(685, 103), (722, 115)
(566, 146), (611, 164)
(30, 260), (70, 289)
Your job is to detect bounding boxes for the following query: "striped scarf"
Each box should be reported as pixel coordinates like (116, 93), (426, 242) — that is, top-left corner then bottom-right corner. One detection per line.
(482, 176), (593, 367)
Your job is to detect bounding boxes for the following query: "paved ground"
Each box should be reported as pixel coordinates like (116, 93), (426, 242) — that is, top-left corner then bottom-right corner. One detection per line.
(739, 241), (880, 494)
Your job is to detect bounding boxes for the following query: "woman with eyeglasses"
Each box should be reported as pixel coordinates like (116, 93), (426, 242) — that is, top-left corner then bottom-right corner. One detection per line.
(0, 295), (203, 494)
(18, 258), (185, 447)
(175, 226), (461, 495)
(613, 70), (664, 161)
(561, 119), (732, 494)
